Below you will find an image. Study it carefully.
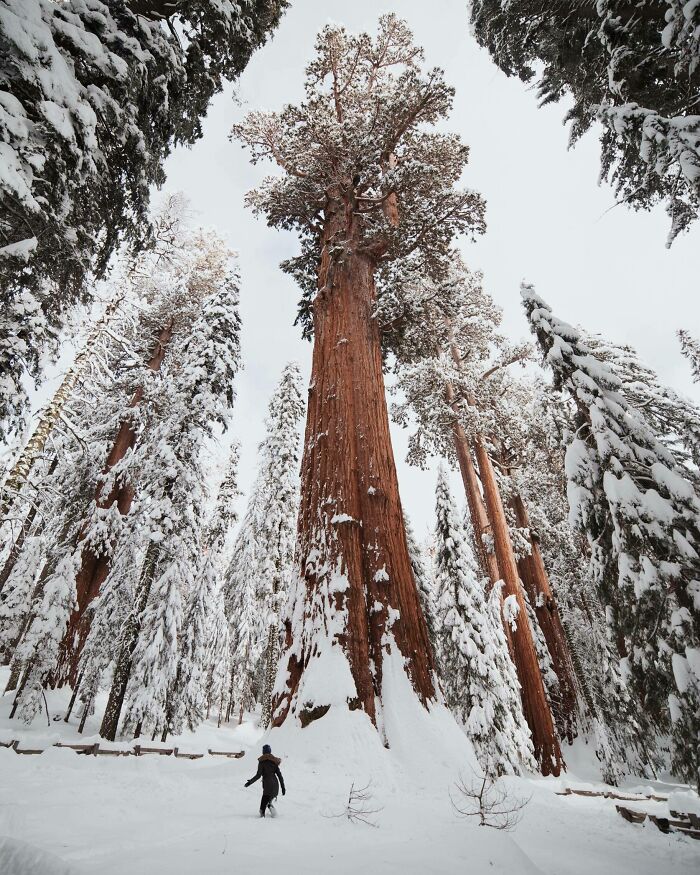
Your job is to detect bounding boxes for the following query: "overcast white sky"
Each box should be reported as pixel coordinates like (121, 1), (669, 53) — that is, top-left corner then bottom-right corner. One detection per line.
(160, 0), (699, 539)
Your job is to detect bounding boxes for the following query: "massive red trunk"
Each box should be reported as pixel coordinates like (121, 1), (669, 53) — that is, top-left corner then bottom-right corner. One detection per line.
(273, 215), (435, 728)
(56, 321), (174, 685)
(473, 437), (564, 776)
(512, 493), (579, 742)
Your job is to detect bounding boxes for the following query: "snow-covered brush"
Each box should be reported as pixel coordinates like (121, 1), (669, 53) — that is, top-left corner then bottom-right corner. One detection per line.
(450, 769), (530, 831)
(324, 781), (384, 828)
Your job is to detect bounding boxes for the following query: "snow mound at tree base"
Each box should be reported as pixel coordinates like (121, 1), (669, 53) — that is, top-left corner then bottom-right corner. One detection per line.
(268, 646), (482, 788)
(265, 649), (541, 873)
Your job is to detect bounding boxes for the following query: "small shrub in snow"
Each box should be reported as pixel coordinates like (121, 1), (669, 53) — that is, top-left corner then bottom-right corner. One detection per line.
(450, 768), (530, 831)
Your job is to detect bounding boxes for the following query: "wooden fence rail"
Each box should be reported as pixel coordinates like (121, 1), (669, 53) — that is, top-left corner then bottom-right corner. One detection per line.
(557, 787), (669, 803)
(0, 739), (244, 759)
(616, 805), (700, 840)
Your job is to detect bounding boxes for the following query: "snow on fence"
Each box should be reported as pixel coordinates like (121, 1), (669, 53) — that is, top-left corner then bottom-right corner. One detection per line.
(616, 805), (700, 840)
(0, 740), (244, 760)
(556, 787), (700, 841)
(556, 787), (669, 803)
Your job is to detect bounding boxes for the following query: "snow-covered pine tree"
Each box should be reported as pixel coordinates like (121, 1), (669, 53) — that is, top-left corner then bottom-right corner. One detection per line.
(204, 583), (232, 726)
(432, 465), (535, 776)
(256, 363), (304, 727)
(2, 415), (103, 703)
(0, 534), (44, 660)
(522, 284), (700, 785)
(59, 203), (222, 684)
(0, 290), (126, 524)
(225, 511), (263, 723)
(101, 236), (242, 740)
(503, 378), (659, 782)
(0, 0), (283, 439)
(233, 15), (485, 730)
(403, 513), (438, 657)
(585, 334), (700, 480)
(224, 362), (304, 726)
(469, 1), (700, 244)
(161, 441), (241, 738)
(11, 553), (80, 723)
(679, 331), (700, 384)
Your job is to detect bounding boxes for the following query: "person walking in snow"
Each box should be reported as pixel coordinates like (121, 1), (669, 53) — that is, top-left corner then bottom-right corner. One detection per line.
(245, 744), (286, 817)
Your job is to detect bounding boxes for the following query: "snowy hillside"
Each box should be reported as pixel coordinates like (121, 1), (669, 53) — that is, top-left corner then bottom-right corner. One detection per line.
(1, 666), (698, 875)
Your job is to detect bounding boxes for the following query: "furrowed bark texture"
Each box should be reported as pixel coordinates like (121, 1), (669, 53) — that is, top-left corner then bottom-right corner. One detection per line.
(57, 321), (174, 686)
(512, 493), (579, 743)
(473, 437), (564, 776)
(273, 213), (435, 728)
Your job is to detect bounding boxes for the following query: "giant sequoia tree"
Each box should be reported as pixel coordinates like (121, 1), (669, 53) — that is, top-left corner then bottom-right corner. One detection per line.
(0, 0), (283, 439)
(233, 15), (485, 730)
(469, 1), (700, 244)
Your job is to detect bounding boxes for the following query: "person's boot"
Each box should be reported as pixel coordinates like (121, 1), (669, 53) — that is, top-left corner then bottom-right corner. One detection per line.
(268, 802), (277, 818)
(259, 808), (266, 818)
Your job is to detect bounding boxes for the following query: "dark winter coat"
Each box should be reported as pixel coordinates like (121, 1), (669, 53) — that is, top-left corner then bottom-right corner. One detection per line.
(246, 754), (285, 798)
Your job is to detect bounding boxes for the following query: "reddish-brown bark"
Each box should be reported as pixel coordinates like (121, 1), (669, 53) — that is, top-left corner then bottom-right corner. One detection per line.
(473, 436), (564, 776)
(512, 493), (579, 742)
(444, 380), (499, 587)
(273, 206), (435, 728)
(56, 321), (174, 686)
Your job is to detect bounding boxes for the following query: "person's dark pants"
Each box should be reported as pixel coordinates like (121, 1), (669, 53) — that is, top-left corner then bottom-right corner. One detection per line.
(260, 793), (276, 816)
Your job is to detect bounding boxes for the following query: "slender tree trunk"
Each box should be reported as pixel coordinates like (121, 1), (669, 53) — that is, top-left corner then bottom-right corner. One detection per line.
(444, 380), (499, 586)
(473, 437), (564, 776)
(8, 663), (31, 717)
(225, 668), (235, 723)
(78, 696), (91, 734)
(64, 671), (83, 722)
(4, 658), (23, 694)
(511, 493), (579, 743)
(57, 321), (174, 686)
(100, 541), (159, 740)
(273, 214), (435, 729)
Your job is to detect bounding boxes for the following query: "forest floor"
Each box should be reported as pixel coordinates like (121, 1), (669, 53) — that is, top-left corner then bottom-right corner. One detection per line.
(0, 663), (698, 875)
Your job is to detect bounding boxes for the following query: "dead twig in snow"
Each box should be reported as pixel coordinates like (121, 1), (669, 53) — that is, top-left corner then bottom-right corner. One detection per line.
(323, 780), (384, 827)
(450, 768), (530, 831)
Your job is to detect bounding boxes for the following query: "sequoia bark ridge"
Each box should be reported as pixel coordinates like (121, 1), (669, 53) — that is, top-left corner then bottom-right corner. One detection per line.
(273, 212), (436, 727)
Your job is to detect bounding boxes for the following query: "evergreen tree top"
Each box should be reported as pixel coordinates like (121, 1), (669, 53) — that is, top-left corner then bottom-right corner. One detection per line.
(469, 0), (700, 244)
(231, 14), (486, 338)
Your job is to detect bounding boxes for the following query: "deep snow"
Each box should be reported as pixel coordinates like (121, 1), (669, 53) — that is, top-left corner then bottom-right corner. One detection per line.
(0, 665), (698, 875)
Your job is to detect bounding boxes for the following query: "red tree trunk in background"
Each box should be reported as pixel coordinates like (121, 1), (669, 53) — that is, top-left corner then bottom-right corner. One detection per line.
(56, 321), (174, 686)
(512, 493), (579, 743)
(473, 436), (564, 776)
(445, 380), (499, 587)
(272, 209), (435, 729)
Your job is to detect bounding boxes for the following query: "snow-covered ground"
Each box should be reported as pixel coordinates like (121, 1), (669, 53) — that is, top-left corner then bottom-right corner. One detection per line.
(1, 666), (698, 875)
